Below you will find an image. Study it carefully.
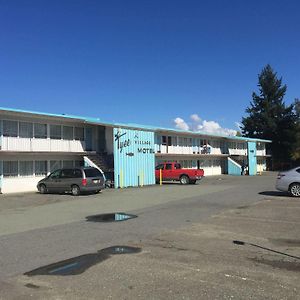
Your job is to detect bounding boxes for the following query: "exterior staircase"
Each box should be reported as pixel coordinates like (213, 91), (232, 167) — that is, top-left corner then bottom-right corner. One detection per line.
(84, 153), (114, 172)
(84, 153), (114, 187)
(229, 156), (245, 167)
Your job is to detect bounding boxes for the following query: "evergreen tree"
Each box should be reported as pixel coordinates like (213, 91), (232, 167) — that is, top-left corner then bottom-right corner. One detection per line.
(241, 65), (298, 168)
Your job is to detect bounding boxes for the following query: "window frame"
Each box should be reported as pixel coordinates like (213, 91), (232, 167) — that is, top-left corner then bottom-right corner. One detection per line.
(3, 161), (18, 177)
(3, 120), (18, 137)
(34, 123), (47, 139)
(50, 124), (62, 140)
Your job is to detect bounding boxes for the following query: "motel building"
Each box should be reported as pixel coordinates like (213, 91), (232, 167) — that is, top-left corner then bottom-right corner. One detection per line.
(0, 107), (271, 194)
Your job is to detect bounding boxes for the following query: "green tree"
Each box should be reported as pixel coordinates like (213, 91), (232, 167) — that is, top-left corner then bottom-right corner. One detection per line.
(241, 64), (298, 168)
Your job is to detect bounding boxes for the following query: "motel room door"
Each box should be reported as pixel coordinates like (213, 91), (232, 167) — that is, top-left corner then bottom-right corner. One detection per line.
(85, 127), (93, 151)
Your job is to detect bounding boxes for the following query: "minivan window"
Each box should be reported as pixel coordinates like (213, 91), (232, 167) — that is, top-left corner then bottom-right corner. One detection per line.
(84, 168), (102, 178)
(49, 170), (61, 179)
(74, 169), (82, 178)
(61, 169), (75, 178)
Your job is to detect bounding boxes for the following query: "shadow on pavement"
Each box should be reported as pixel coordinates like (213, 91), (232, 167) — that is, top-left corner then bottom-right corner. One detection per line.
(259, 191), (291, 197)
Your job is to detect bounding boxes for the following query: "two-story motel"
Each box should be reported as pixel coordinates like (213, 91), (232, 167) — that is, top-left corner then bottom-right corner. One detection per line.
(0, 107), (271, 194)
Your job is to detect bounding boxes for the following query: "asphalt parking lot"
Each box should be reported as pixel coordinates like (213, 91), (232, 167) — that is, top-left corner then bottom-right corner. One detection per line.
(0, 173), (299, 299)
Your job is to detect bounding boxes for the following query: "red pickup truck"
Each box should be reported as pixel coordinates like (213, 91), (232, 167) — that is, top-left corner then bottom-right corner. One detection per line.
(155, 162), (204, 184)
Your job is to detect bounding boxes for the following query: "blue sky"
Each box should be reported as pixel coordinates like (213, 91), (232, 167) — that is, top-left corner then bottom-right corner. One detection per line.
(0, 0), (299, 133)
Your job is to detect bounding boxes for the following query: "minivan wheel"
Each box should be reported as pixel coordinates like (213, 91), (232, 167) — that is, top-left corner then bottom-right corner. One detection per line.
(180, 175), (190, 185)
(71, 185), (80, 196)
(39, 184), (47, 194)
(290, 183), (300, 197)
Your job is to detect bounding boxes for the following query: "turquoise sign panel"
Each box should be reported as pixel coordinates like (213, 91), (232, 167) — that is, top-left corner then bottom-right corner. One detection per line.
(113, 128), (155, 188)
(247, 141), (257, 176)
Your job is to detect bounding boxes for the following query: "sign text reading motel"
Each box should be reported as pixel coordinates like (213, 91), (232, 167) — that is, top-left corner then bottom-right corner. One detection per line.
(115, 130), (154, 154)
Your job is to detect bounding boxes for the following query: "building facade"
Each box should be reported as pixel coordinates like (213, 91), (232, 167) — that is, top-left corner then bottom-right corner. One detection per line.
(0, 107), (271, 194)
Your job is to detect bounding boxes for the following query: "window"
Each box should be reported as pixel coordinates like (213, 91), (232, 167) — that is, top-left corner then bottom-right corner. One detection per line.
(35, 161), (47, 176)
(19, 161), (33, 176)
(50, 160), (61, 172)
(75, 127), (84, 141)
(3, 120), (18, 137)
(162, 136), (167, 145)
(19, 122), (33, 138)
(63, 126), (73, 140)
(74, 169), (82, 178)
(63, 160), (74, 168)
(3, 161), (18, 177)
(167, 136), (172, 146)
(34, 123), (47, 139)
(74, 160), (83, 168)
(178, 137), (183, 146)
(49, 169), (61, 179)
(174, 163), (181, 169)
(50, 125), (62, 139)
(155, 164), (164, 170)
(60, 169), (76, 178)
(165, 163), (172, 170)
(84, 168), (102, 178)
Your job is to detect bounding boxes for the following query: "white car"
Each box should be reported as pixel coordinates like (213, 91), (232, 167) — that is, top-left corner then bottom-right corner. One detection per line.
(276, 167), (300, 197)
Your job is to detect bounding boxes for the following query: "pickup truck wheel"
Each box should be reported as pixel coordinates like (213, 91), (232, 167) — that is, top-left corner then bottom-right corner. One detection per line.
(180, 175), (190, 185)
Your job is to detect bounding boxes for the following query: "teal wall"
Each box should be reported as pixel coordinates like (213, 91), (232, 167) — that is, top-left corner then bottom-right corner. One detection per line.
(0, 161), (3, 193)
(248, 141), (257, 176)
(227, 158), (242, 175)
(114, 128), (155, 188)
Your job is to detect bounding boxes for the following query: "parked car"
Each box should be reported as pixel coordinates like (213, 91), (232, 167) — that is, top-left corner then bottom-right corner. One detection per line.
(37, 167), (105, 196)
(155, 162), (204, 184)
(275, 167), (300, 197)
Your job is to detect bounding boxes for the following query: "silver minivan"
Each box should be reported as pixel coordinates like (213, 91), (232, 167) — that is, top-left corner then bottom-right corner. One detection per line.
(37, 167), (105, 196)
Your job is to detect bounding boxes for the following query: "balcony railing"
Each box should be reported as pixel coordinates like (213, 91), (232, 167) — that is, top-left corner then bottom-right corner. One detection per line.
(1, 136), (86, 152)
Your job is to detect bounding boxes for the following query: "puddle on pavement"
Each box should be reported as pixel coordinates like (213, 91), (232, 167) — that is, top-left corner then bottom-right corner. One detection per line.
(250, 257), (300, 272)
(101, 245), (141, 255)
(86, 213), (137, 222)
(24, 246), (141, 277)
(269, 239), (300, 247)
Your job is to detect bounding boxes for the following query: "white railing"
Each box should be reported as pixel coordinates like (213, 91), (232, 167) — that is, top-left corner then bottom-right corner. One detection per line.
(228, 149), (247, 156)
(1, 137), (86, 152)
(156, 144), (227, 155)
(256, 150), (266, 156)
